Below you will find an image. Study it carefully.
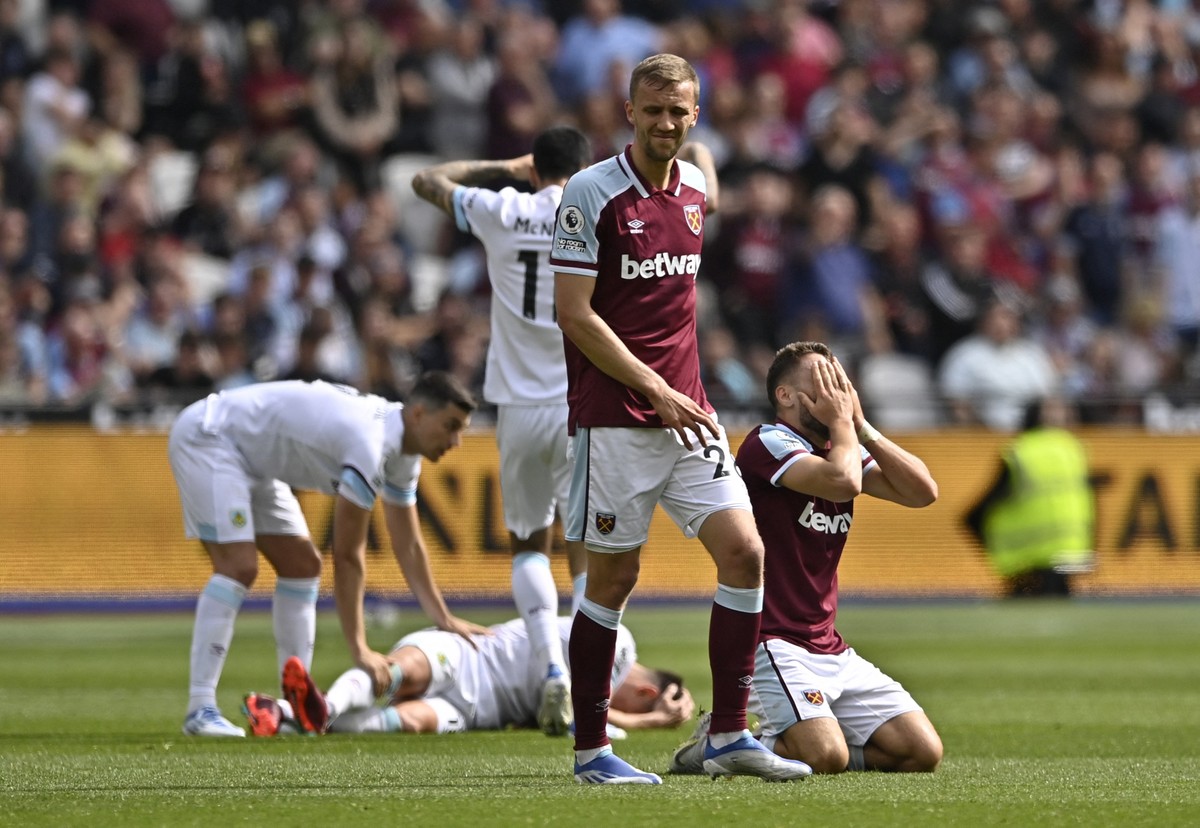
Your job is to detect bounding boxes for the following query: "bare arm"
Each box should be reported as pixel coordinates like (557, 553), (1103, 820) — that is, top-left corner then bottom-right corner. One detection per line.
(331, 494), (392, 693)
(383, 501), (492, 644)
(411, 155), (534, 215)
(860, 437), (939, 507)
(555, 270), (718, 447)
(678, 142), (719, 214)
(608, 684), (695, 730)
(833, 356), (938, 508)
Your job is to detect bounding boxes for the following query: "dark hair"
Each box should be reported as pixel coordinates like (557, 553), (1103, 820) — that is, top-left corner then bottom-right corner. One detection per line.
(409, 370), (477, 413)
(647, 667), (686, 699)
(765, 341), (834, 412)
(533, 126), (592, 182)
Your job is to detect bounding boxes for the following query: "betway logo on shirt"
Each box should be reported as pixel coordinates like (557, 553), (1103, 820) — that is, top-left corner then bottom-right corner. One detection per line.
(621, 252), (701, 279)
(797, 501), (852, 534)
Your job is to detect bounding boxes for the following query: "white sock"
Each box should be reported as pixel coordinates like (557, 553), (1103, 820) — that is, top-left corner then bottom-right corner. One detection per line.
(272, 576), (319, 673)
(708, 729), (751, 749)
(187, 574), (247, 714)
(327, 707), (402, 733)
(575, 746), (612, 765)
(571, 573), (587, 617)
(324, 668), (377, 720)
(512, 552), (566, 676)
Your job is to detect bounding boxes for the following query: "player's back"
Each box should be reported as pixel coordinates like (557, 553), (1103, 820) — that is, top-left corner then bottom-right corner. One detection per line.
(209, 380), (395, 493)
(458, 185), (566, 405)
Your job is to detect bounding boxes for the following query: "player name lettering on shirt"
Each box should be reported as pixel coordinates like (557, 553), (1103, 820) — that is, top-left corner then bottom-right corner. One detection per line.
(514, 217), (555, 235)
(797, 501), (853, 534)
(620, 252), (701, 279)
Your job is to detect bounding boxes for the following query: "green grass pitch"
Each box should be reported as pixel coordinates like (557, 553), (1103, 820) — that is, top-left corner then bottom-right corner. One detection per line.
(2, 601), (1199, 827)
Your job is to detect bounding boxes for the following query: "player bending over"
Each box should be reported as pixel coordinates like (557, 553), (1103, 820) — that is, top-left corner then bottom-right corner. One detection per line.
(244, 617), (694, 737)
(672, 342), (943, 775)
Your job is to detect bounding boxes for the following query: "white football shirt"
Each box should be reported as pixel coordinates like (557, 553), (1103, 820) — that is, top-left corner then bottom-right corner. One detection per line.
(200, 380), (421, 510)
(453, 184), (568, 405)
(472, 617), (637, 727)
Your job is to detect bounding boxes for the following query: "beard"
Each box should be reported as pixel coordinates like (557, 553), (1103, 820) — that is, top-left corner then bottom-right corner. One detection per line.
(641, 128), (687, 163)
(798, 408), (831, 444)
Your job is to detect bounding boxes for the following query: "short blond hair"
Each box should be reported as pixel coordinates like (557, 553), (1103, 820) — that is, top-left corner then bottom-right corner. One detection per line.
(629, 53), (699, 105)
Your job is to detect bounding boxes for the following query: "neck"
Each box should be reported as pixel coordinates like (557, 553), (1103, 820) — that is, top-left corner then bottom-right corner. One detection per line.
(630, 144), (674, 190)
(778, 413), (822, 446)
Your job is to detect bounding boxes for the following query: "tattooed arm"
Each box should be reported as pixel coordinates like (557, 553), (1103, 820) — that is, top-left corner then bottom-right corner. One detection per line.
(411, 155), (534, 215)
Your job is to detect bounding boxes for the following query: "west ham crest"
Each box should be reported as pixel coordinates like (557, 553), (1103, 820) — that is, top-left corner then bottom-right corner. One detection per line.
(683, 204), (703, 236)
(595, 513), (616, 535)
(803, 689), (825, 706)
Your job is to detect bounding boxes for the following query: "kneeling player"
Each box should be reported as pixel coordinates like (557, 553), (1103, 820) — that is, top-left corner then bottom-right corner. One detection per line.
(672, 343), (942, 775)
(245, 616), (694, 737)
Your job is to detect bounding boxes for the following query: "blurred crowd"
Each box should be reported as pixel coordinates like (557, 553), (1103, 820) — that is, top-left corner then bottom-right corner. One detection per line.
(2, 0), (1200, 430)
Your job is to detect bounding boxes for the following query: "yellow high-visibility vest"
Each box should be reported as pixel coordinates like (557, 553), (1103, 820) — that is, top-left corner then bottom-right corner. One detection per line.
(983, 428), (1095, 577)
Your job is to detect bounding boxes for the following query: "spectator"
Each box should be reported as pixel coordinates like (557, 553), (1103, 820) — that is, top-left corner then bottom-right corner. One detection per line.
(171, 148), (242, 260)
(553, 0), (661, 107)
(0, 280), (46, 404)
(939, 294), (1058, 431)
(798, 98), (881, 231)
(53, 116), (138, 217)
(871, 201), (934, 359)
(143, 18), (239, 151)
(0, 0), (30, 85)
(426, 18), (494, 160)
(748, 0), (841, 125)
(1063, 152), (1129, 326)
(310, 16), (398, 194)
(1153, 168), (1200, 358)
(124, 277), (190, 384)
(44, 286), (130, 405)
(0, 107), (35, 211)
(88, 0), (175, 74)
(142, 328), (215, 404)
(211, 331), (255, 391)
(918, 223), (1009, 365)
(706, 162), (800, 349)
(22, 48), (90, 178)
(783, 184), (888, 363)
(1031, 268), (1099, 392)
(485, 30), (556, 160)
(240, 19), (309, 141)
(28, 162), (86, 266)
(94, 48), (143, 137)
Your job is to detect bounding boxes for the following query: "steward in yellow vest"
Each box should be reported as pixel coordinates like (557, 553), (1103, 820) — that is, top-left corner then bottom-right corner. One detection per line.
(966, 399), (1094, 596)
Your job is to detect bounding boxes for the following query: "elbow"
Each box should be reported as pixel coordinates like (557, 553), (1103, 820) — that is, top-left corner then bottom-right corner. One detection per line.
(556, 308), (584, 339)
(827, 474), (863, 503)
(922, 480), (940, 507)
(908, 479), (939, 508)
(410, 172), (427, 197)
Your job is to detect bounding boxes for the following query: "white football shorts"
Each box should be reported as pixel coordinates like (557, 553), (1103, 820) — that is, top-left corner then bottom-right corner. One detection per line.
(391, 629), (499, 731)
(750, 638), (923, 748)
(495, 402), (571, 539)
(167, 400), (309, 544)
(565, 419), (752, 551)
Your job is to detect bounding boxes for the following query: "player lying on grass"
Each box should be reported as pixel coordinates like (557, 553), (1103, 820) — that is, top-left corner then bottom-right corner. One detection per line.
(244, 616), (695, 736)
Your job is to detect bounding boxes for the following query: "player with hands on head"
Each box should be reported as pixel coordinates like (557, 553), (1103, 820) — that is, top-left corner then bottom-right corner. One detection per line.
(550, 53), (812, 785)
(673, 341), (942, 775)
(412, 126), (594, 737)
(169, 371), (491, 737)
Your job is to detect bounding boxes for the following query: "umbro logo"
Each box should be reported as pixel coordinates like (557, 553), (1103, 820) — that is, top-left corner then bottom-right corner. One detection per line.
(627, 219), (645, 234)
